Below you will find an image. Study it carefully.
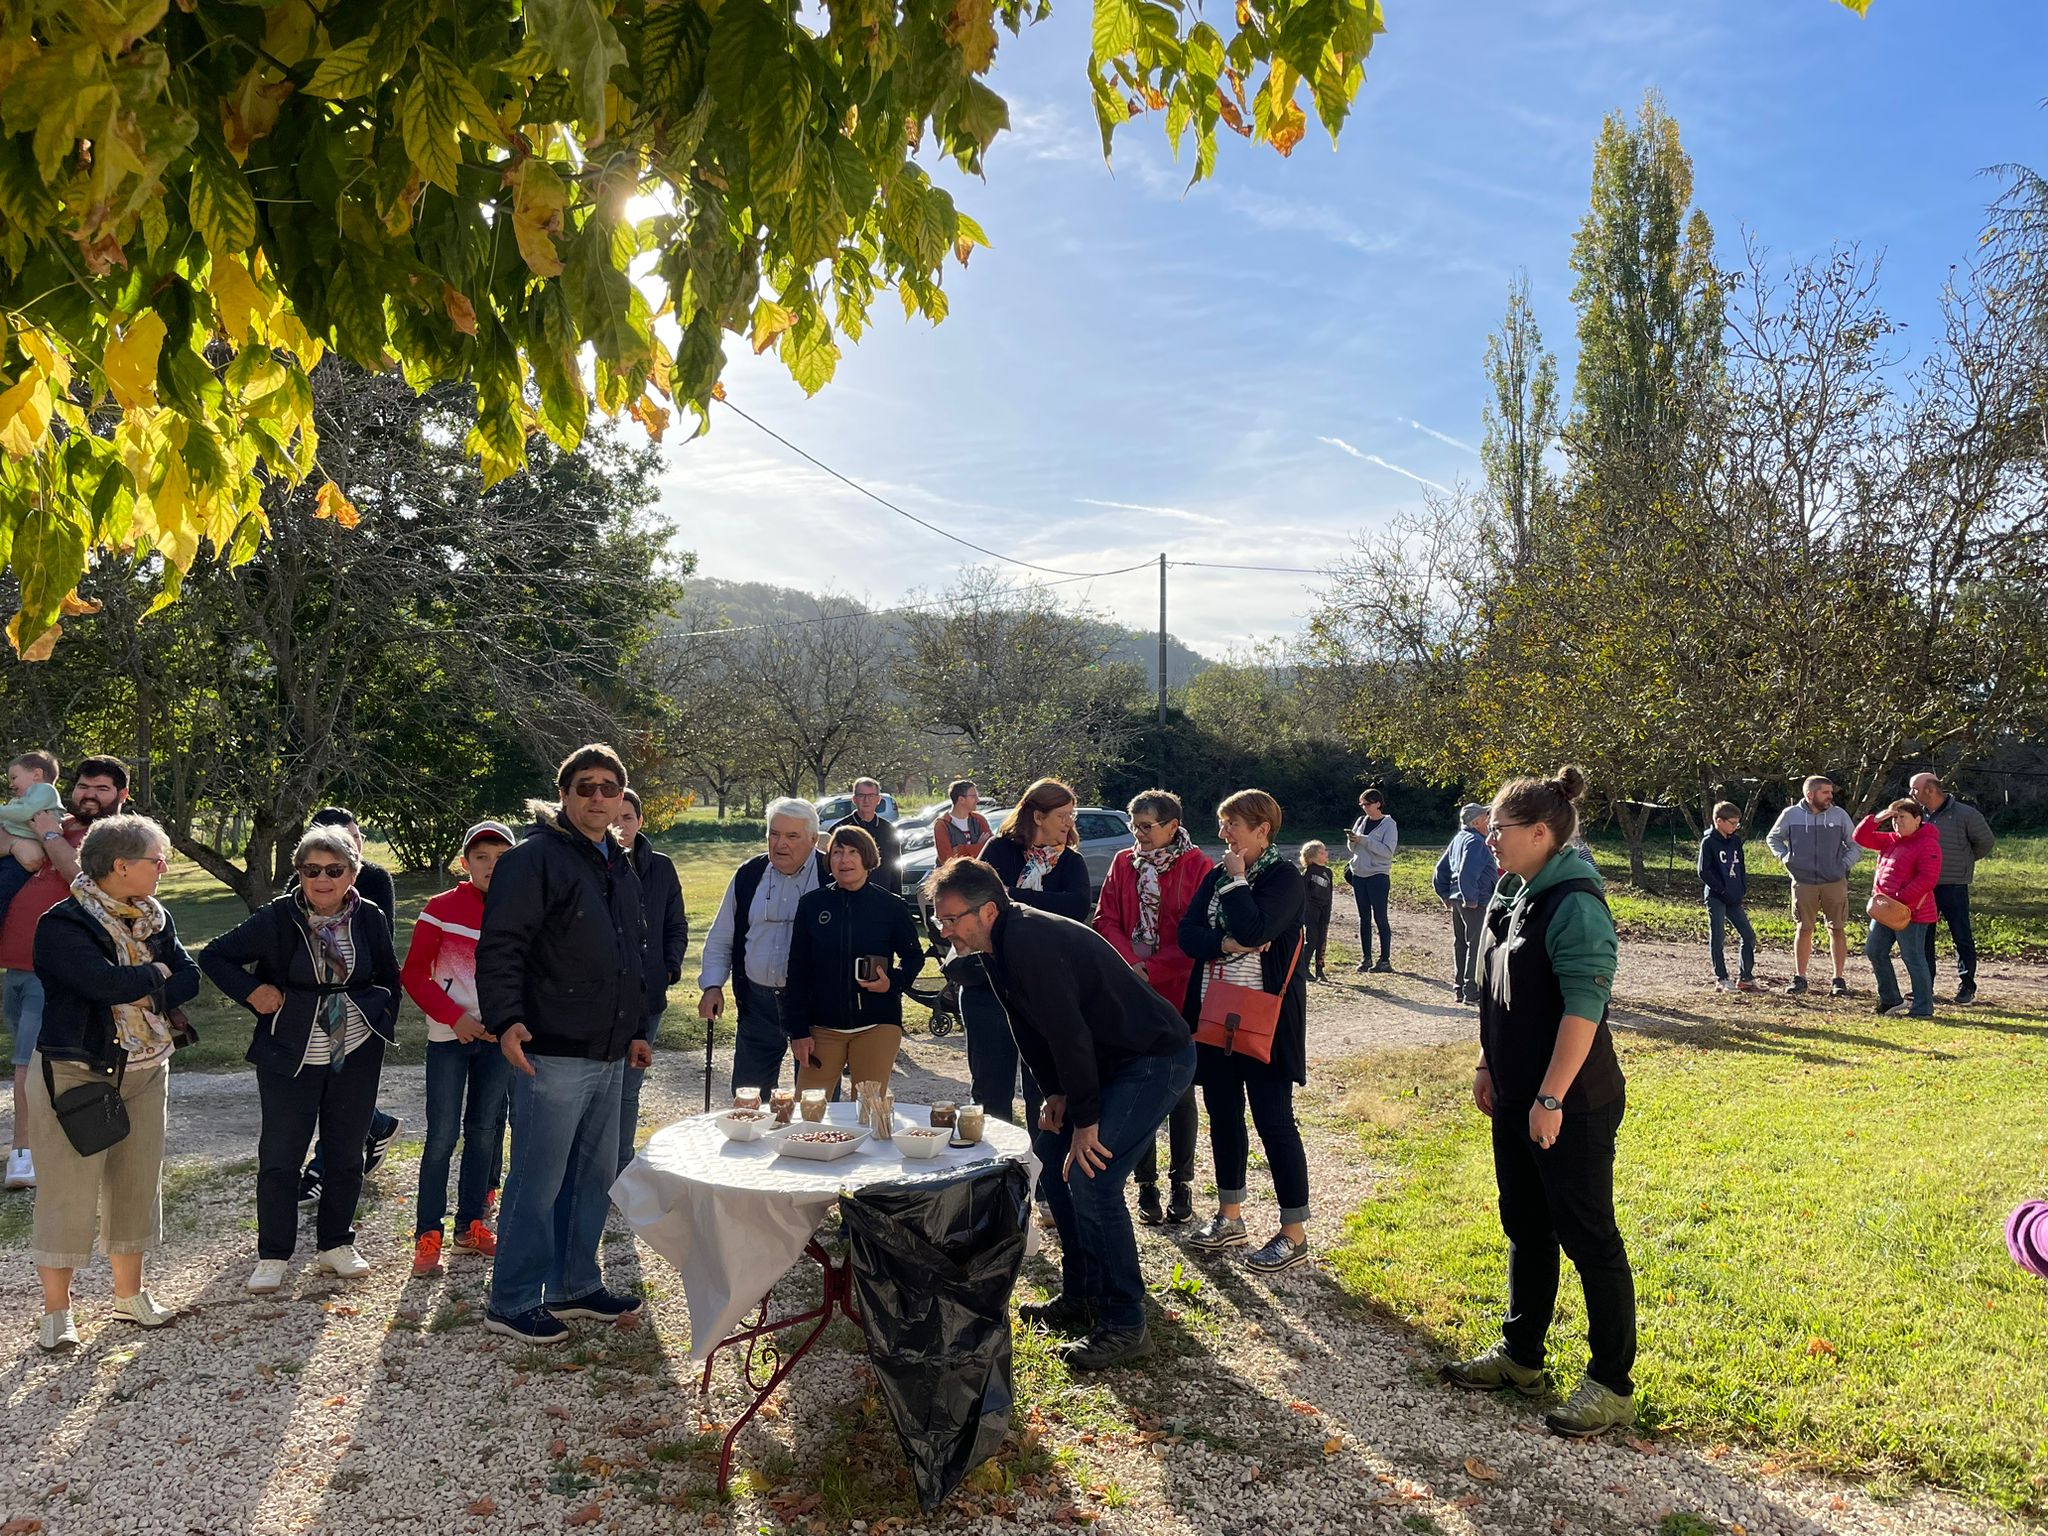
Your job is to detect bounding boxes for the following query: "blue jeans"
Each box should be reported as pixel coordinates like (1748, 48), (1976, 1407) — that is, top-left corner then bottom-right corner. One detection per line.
(618, 1009), (665, 1173)
(4, 969), (45, 1070)
(1201, 1053), (1311, 1220)
(1032, 1042), (1197, 1332)
(1867, 920), (1934, 1015)
(1707, 896), (1757, 983)
(416, 1038), (513, 1237)
(1350, 873), (1392, 966)
(490, 1054), (624, 1317)
(1919, 884), (1976, 989)
(961, 975), (1041, 1129)
(0, 855), (32, 929)
(732, 980), (789, 1096)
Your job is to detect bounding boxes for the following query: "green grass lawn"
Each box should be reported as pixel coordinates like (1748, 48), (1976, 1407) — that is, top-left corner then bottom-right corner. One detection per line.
(1321, 1007), (2048, 1513)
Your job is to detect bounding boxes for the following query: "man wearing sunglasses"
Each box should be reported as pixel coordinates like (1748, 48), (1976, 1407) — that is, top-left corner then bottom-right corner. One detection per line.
(476, 744), (656, 1346)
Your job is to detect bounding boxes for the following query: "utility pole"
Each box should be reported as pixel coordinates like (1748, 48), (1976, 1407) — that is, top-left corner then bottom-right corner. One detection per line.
(1157, 553), (1168, 725)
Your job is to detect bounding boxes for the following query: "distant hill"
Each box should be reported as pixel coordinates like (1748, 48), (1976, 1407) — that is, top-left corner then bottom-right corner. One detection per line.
(668, 577), (1210, 687)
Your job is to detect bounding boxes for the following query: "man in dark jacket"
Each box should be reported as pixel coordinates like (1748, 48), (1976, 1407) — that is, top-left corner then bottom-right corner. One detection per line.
(832, 778), (903, 897)
(928, 857), (1196, 1373)
(1909, 773), (1997, 1004)
(478, 744), (654, 1345)
(615, 788), (687, 1171)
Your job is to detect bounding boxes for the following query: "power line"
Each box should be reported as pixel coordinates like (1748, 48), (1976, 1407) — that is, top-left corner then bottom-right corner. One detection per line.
(719, 398), (1145, 580)
(1171, 560), (1324, 575)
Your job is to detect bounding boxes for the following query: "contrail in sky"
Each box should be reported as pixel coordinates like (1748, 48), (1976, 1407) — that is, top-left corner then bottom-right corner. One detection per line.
(1316, 436), (1452, 495)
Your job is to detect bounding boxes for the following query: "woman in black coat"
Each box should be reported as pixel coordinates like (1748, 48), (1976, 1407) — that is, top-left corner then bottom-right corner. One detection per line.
(1177, 789), (1310, 1273)
(783, 826), (923, 1097)
(959, 777), (1090, 1126)
(201, 826), (401, 1295)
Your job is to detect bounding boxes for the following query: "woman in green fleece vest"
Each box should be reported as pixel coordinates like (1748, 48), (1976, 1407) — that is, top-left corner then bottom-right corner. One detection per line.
(1438, 765), (1638, 1440)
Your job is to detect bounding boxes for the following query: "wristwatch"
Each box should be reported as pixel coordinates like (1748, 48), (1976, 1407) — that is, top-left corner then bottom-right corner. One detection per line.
(41, 829), (63, 841)
(1535, 1094), (1562, 1111)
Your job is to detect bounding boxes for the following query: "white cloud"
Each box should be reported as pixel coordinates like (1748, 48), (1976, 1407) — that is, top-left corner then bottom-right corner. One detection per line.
(1078, 497), (1230, 528)
(1316, 436), (1452, 494)
(1406, 419), (1480, 454)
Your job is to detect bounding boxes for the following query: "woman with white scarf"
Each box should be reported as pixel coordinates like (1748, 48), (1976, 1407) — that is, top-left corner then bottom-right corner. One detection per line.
(1094, 791), (1213, 1225)
(26, 815), (200, 1351)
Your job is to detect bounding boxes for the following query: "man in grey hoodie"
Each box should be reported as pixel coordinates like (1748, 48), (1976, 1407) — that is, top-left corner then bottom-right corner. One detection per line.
(1764, 775), (1863, 997)
(1909, 773), (1997, 1005)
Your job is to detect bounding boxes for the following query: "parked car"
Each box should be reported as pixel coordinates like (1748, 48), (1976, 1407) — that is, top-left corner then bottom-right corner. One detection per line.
(897, 806), (1134, 925)
(812, 791), (899, 825)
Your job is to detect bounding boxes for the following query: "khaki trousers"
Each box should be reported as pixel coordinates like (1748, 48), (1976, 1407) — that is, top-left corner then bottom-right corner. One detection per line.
(26, 1051), (169, 1269)
(795, 1025), (903, 1096)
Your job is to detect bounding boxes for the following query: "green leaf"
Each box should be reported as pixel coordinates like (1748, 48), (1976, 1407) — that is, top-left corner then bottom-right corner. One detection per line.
(707, 0), (784, 123)
(305, 35), (381, 98)
(785, 155), (847, 265)
(0, 136), (58, 238)
(328, 259), (391, 365)
(7, 504), (87, 656)
(400, 63), (463, 192)
(746, 53), (810, 196)
(641, 0), (709, 109)
(1092, 0), (1139, 59)
(525, 0), (629, 130)
(783, 303), (839, 396)
(188, 137), (257, 252)
(418, 45), (508, 145)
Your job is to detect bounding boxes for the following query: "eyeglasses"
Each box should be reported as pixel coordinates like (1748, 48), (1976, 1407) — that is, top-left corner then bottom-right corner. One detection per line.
(932, 905), (976, 931)
(1131, 821), (1159, 834)
(570, 780), (623, 799)
(298, 862), (351, 880)
(122, 853), (169, 871)
(1485, 821), (1526, 840)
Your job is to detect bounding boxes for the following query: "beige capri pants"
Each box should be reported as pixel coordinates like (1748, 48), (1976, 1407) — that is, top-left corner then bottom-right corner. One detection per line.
(26, 1051), (170, 1269)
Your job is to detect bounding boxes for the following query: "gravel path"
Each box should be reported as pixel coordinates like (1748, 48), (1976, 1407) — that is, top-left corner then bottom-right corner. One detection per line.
(1, 895), (2039, 1536)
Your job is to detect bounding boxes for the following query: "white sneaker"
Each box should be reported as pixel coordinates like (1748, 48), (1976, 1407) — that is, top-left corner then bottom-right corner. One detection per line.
(313, 1245), (371, 1280)
(246, 1258), (290, 1294)
(37, 1310), (79, 1352)
(110, 1291), (177, 1328)
(4, 1148), (34, 1189)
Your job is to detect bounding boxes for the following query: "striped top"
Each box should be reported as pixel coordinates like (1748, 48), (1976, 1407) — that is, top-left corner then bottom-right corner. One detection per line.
(299, 915), (374, 1071)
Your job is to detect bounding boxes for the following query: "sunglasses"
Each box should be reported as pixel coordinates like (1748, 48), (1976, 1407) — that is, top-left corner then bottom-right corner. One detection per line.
(570, 780), (623, 799)
(298, 862), (351, 880)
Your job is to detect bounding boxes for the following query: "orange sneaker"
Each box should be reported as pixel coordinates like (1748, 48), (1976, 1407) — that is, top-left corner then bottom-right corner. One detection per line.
(411, 1230), (444, 1277)
(455, 1220), (497, 1257)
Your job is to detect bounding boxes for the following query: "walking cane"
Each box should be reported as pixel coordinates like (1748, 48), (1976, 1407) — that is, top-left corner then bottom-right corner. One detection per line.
(703, 1016), (713, 1112)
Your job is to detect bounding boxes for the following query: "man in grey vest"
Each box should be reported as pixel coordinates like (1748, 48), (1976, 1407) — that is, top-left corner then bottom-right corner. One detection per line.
(697, 799), (830, 1093)
(1909, 773), (1997, 1006)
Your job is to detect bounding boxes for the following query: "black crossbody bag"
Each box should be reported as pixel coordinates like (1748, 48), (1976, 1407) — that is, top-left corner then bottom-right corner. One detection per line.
(43, 1054), (129, 1157)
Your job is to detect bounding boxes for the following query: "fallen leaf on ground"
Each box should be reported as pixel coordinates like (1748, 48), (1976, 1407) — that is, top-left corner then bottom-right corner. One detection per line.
(545, 1405), (571, 1420)
(1805, 1336), (1838, 1358)
(465, 1497), (497, 1515)
(1623, 1435), (1658, 1455)
(549, 1439), (567, 1458)
(1289, 1399), (1317, 1414)
(1450, 1495), (1482, 1509)
(1322, 1436), (1343, 1457)
(2, 1520), (45, 1535)
(565, 1503), (601, 1527)
(322, 1395), (347, 1408)
(1464, 1456), (1498, 1480)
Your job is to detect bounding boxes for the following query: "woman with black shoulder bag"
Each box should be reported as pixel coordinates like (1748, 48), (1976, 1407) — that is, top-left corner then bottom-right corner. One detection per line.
(27, 815), (200, 1352)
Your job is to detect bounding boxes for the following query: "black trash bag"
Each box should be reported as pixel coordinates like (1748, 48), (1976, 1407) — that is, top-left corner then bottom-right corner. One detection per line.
(839, 1161), (1031, 1511)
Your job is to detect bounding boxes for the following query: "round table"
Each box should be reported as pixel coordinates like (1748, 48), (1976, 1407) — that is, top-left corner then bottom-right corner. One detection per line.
(612, 1102), (1037, 1492)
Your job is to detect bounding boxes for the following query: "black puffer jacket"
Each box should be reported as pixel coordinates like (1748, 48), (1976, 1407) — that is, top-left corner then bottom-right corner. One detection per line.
(781, 879), (924, 1039)
(628, 837), (689, 1014)
(201, 896), (402, 1076)
(34, 898), (202, 1072)
(476, 808), (650, 1061)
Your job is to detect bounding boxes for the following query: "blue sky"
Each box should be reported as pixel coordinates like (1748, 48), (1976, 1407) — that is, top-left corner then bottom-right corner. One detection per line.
(657, 0), (2048, 655)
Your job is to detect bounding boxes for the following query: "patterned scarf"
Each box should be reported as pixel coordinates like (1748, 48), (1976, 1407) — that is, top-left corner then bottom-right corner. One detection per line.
(1131, 827), (1195, 948)
(1018, 844), (1063, 892)
(69, 872), (171, 1057)
(297, 887), (361, 1071)
(1209, 844), (1281, 927)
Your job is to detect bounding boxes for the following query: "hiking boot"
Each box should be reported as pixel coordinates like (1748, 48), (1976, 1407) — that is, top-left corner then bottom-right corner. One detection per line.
(1244, 1232), (1312, 1274)
(1544, 1375), (1637, 1438)
(455, 1220), (497, 1256)
(1784, 975), (1809, 995)
(1136, 1184), (1165, 1225)
(1438, 1343), (1545, 1396)
(1955, 984), (1977, 1006)
(1060, 1326), (1154, 1372)
(1018, 1294), (1094, 1336)
(551, 1289), (642, 1323)
(485, 1306), (569, 1345)
(1165, 1182), (1195, 1225)
(1829, 977), (1849, 998)
(1187, 1213), (1248, 1252)
(412, 1231), (445, 1277)
(109, 1291), (176, 1328)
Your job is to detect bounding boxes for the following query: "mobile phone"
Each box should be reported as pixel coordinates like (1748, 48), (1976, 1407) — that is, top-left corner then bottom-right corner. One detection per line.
(855, 955), (881, 983)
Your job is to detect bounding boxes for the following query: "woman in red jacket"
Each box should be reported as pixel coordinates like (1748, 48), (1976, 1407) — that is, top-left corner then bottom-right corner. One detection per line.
(1094, 790), (1213, 1225)
(1854, 798), (1944, 1018)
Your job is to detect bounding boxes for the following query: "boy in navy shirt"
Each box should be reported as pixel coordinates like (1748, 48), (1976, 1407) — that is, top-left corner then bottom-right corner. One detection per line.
(1699, 802), (1758, 992)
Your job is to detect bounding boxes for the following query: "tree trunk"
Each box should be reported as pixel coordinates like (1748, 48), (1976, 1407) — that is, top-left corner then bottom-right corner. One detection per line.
(1613, 801), (1651, 886)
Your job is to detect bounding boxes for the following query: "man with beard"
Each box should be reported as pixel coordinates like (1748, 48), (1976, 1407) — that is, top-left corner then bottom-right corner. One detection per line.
(2, 757), (128, 1191)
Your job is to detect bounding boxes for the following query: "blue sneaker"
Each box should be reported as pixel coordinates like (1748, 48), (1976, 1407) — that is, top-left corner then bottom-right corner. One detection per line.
(484, 1306), (570, 1345)
(550, 1289), (643, 1323)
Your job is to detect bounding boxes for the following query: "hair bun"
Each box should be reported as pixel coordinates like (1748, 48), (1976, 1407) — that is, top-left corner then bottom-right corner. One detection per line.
(1551, 765), (1588, 802)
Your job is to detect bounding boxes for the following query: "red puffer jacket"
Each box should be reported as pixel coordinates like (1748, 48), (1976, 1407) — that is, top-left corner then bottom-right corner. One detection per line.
(1854, 816), (1944, 925)
(1093, 842), (1216, 1011)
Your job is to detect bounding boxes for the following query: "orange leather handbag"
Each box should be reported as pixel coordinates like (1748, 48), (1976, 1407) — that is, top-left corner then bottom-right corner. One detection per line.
(1194, 933), (1303, 1064)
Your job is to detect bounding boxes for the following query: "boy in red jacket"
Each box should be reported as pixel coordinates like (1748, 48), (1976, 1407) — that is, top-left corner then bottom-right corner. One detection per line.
(404, 821), (517, 1275)
(1854, 799), (1943, 1019)
(1094, 790), (1214, 1226)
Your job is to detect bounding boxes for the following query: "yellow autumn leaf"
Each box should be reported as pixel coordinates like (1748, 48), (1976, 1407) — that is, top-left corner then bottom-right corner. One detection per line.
(511, 159), (568, 278)
(103, 315), (167, 410)
(0, 374), (55, 456)
(14, 326), (70, 390)
(211, 252), (272, 343)
(9, 614), (63, 663)
(314, 480), (360, 528)
(59, 590), (103, 617)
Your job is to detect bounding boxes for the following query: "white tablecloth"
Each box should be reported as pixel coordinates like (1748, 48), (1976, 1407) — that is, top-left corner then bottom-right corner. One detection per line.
(612, 1102), (1038, 1359)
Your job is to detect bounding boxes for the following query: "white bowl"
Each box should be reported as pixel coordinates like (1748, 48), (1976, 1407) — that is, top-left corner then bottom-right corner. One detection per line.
(771, 1125), (871, 1162)
(896, 1128), (947, 1160)
(716, 1110), (774, 1143)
